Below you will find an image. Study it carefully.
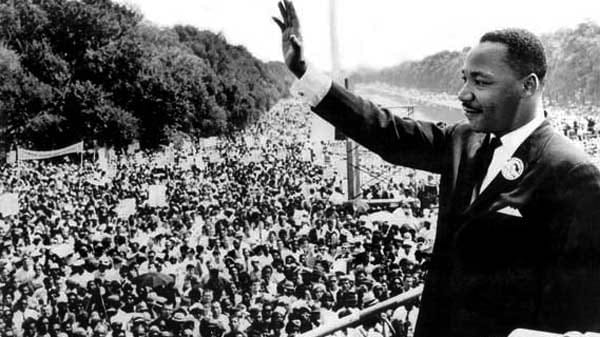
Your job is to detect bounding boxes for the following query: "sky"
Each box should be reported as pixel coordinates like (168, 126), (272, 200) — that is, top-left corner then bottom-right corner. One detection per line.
(116, 0), (600, 71)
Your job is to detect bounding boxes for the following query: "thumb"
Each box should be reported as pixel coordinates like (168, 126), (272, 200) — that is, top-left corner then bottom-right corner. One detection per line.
(290, 34), (302, 52)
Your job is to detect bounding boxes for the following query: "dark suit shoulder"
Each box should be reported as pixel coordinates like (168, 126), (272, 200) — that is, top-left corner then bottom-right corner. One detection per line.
(537, 127), (595, 172)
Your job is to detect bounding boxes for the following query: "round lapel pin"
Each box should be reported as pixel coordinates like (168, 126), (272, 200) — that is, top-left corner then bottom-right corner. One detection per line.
(502, 157), (524, 181)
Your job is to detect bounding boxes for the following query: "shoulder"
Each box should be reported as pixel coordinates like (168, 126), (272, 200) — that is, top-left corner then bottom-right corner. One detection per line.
(538, 126), (595, 172)
(534, 127), (600, 197)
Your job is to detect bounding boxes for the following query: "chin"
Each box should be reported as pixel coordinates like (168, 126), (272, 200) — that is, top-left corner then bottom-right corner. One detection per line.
(466, 121), (485, 132)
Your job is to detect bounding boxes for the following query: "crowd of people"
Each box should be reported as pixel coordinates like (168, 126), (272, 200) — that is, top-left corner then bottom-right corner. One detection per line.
(546, 105), (600, 165)
(4, 86), (600, 337)
(0, 99), (439, 337)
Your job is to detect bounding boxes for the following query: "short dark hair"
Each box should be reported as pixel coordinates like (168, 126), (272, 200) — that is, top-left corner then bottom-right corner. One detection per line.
(480, 28), (547, 81)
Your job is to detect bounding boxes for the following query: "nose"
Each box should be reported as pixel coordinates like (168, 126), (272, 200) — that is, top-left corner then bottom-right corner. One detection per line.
(458, 83), (474, 103)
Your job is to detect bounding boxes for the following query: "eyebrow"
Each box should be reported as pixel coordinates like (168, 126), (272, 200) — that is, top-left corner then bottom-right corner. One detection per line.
(461, 69), (494, 78)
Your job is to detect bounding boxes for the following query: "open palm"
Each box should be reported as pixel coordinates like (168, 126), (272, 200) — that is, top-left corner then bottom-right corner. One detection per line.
(273, 0), (306, 78)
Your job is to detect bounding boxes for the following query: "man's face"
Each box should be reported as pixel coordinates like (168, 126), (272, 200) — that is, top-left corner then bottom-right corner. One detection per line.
(262, 267), (272, 280)
(203, 290), (213, 303)
(262, 305), (273, 319)
(161, 304), (173, 318)
(459, 42), (525, 135)
(211, 302), (221, 316)
(230, 316), (240, 330)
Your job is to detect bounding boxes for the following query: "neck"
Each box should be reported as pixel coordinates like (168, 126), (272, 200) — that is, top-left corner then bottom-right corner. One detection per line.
(526, 97), (545, 122)
(497, 97), (544, 137)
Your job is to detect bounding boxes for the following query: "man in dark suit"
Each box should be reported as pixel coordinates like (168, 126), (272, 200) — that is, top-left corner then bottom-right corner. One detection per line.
(274, 1), (600, 336)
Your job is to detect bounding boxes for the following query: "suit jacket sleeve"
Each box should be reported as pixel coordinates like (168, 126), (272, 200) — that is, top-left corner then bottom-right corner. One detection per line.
(313, 82), (452, 174)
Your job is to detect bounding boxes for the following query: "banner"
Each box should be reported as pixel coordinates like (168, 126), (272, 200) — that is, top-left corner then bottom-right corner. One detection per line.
(18, 141), (84, 161)
(147, 185), (168, 207)
(116, 198), (136, 219)
(0, 193), (18, 216)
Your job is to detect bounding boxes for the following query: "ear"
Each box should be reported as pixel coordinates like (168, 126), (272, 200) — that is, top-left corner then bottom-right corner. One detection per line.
(521, 73), (539, 97)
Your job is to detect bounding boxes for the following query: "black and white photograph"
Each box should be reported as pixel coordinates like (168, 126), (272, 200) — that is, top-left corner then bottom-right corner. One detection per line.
(2, 1), (600, 337)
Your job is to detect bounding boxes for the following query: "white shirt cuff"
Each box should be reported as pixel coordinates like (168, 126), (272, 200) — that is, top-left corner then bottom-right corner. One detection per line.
(290, 64), (333, 107)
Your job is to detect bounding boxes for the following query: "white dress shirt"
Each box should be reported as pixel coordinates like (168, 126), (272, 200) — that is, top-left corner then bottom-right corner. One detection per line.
(479, 115), (544, 193)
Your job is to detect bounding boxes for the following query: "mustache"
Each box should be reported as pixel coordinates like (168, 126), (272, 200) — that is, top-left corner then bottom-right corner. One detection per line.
(462, 103), (481, 110)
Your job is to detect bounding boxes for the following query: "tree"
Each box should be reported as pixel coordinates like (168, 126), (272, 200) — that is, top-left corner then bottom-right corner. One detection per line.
(0, 0), (292, 154)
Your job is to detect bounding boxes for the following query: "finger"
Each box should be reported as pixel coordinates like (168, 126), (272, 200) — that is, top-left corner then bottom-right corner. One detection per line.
(278, 1), (288, 26)
(286, 0), (300, 27)
(290, 34), (302, 52)
(272, 17), (285, 32)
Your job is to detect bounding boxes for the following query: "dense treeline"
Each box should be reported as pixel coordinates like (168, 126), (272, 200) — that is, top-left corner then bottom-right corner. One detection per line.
(0, 0), (294, 151)
(351, 21), (600, 108)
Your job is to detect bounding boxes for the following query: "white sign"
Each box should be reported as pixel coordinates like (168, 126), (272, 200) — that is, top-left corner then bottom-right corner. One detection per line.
(301, 148), (311, 162)
(7, 151), (16, 164)
(127, 141), (140, 154)
(0, 193), (19, 216)
(116, 198), (136, 219)
(208, 152), (222, 164)
(97, 147), (108, 171)
(202, 137), (218, 149)
(147, 185), (168, 207)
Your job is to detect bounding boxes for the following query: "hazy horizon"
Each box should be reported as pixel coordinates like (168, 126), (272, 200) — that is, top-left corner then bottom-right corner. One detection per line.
(117, 0), (600, 72)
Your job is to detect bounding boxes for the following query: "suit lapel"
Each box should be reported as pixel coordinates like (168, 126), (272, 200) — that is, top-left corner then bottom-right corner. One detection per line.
(453, 132), (487, 214)
(465, 120), (552, 216)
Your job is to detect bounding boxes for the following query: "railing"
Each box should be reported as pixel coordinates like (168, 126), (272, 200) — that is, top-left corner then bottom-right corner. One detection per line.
(509, 330), (600, 337)
(299, 286), (423, 337)
(297, 284), (600, 337)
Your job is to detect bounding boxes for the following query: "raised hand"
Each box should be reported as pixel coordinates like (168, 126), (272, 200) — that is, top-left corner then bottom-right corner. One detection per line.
(273, 0), (307, 78)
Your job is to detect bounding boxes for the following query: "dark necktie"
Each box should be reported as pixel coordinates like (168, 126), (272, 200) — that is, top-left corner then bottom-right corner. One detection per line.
(473, 135), (502, 195)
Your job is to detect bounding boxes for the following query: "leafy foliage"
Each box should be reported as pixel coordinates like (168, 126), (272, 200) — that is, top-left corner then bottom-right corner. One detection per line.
(0, 0), (293, 152)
